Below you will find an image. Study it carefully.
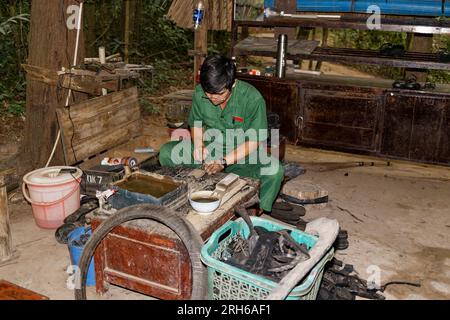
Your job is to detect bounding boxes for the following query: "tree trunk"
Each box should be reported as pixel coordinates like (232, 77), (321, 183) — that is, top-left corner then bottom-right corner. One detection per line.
(20, 0), (86, 175)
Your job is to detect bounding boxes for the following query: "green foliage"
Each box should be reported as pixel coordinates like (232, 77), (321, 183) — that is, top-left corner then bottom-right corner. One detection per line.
(137, 0), (193, 63)
(208, 31), (231, 56)
(0, 13), (28, 35)
(429, 35), (450, 83)
(331, 29), (407, 80)
(143, 58), (192, 96)
(0, 1), (29, 116)
(331, 29), (450, 83)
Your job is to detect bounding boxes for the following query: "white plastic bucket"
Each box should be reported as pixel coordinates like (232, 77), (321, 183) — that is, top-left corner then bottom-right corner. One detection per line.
(23, 166), (83, 229)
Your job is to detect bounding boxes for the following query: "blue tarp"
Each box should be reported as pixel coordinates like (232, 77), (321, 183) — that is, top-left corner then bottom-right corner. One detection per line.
(263, 0), (447, 16)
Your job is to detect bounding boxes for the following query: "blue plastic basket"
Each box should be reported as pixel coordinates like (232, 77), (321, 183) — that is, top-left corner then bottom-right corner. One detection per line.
(201, 217), (334, 300)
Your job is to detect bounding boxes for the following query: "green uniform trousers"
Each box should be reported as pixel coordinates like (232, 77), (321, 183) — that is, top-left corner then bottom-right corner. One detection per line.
(159, 140), (284, 212)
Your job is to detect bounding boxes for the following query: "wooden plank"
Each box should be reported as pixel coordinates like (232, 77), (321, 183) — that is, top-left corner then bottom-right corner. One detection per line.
(234, 46), (450, 71)
(62, 87), (138, 120)
(234, 37), (319, 55)
(58, 101), (140, 143)
(68, 120), (142, 165)
(56, 87), (142, 165)
(0, 281), (49, 300)
(0, 174), (13, 264)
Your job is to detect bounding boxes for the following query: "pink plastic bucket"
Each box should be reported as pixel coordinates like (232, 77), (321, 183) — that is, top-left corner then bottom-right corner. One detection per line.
(23, 166), (83, 229)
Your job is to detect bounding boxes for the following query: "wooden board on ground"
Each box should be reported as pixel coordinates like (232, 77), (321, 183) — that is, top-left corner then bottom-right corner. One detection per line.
(0, 171), (15, 265)
(56, 87), (142, 165)
(0, 280), (49, 300)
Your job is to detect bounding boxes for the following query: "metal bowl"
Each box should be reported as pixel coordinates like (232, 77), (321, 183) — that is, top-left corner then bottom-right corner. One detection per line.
(189, 191), (221, 215)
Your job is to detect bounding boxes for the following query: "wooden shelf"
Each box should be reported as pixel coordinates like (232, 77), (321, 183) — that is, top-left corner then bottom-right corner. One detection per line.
(234, 45), (450, 71)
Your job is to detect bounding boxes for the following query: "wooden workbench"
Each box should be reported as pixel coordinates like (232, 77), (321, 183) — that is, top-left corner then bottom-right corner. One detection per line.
(87, 168), (259, 300)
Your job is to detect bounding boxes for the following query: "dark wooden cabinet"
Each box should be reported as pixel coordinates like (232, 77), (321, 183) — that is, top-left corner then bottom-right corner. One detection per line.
(299, 84), (383, 152)
(239, 74), (450, 166)
(381, 92), (449, 163)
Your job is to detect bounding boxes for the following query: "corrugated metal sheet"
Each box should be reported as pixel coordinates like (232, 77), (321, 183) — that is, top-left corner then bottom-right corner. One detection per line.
(167, 0), (233, 31)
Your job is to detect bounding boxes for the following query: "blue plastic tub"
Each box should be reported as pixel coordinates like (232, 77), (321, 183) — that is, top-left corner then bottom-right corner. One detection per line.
(68, 227), (96, 287)
(201, 217), (334, 300)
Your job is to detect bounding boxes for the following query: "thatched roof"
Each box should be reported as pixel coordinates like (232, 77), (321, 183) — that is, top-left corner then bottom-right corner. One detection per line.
(167, 0), (233, 31)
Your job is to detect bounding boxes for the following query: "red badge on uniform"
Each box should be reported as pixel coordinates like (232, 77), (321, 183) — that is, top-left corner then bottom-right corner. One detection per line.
(233, 116), (244, 123)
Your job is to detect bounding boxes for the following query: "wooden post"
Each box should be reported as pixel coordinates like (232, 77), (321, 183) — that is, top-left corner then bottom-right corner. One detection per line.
(0, 171), (14, 265)
(315, 28), (329, 71)
(405, 34), (434, 82)
(275, 0), (297, 39)
(193, 1), (209, 87)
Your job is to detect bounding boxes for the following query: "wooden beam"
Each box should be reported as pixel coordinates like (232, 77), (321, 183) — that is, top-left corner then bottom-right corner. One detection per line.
(405, 34), (434, 82)
(193, 0), (209, 87)
(0, 171), (14, 265)
(22, 64), (120, 95)
(275, 0), (297, 39)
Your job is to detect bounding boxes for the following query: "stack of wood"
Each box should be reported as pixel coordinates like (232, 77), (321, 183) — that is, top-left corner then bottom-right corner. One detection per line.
(167, 0), (232, 31)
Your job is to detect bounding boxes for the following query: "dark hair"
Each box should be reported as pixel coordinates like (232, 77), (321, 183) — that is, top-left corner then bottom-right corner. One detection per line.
(200, 55), (236, 94)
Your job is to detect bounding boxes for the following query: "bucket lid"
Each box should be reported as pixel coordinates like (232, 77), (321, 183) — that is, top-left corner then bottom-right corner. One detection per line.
(23, 166), (83, 186)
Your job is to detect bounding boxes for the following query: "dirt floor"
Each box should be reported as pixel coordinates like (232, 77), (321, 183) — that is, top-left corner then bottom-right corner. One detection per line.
(0, 118), (449, 300)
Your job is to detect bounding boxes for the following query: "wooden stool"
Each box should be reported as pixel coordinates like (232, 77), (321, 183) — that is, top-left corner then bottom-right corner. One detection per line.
(0, 280), (49, 300)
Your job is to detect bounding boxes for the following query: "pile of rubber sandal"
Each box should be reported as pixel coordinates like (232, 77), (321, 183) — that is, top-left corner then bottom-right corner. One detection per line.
(55, 196), (99, 244)
(270, 201), (308, 231)
(269, 201), (349, 251)
(318, 258), (385, 300)
(220, 225), (311, 282)
(393, 75), (436, 91)
(379, 43), (405, 57)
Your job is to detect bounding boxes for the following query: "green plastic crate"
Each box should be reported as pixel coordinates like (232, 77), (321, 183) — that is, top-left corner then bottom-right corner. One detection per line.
(201, 217), (334, 300)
